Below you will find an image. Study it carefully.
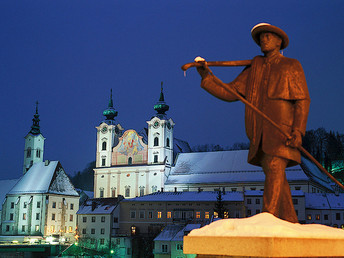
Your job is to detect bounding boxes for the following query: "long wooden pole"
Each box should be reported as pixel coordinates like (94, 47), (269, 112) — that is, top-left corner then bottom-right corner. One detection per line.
(182, 62), (344, 191)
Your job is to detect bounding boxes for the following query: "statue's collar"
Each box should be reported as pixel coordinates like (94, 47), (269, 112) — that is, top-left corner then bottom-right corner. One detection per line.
(264, 52), (282, 64)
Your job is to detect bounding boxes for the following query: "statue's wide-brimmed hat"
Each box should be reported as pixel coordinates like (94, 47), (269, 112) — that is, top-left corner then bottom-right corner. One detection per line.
(251, 23), (289, 49)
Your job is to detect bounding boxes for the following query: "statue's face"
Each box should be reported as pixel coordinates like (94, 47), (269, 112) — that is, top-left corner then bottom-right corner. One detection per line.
(259, 32), (282, 53)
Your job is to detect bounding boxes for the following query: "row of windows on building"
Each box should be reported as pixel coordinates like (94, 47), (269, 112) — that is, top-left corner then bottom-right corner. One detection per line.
(129, 210), (234, 220)
(159, 243), (183, 253)
(81, 228), (106, 235)
(307, 213), (344, 222)
(99, 185), (158, 198)
(100, 137), (170, 152)
(8, 212), (74, 222)
(26, 148), (41, 158)
(100, 153), (162, 167)
(246, 198), (299, 205)
(9, 201), (74, 210)
(81, 216), (107, 223)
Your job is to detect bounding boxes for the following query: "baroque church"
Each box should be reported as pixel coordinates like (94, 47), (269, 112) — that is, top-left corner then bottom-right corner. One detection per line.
(93, 86), (191, 199)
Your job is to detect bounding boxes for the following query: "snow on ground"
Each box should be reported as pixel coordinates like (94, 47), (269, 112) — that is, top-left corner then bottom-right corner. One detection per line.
(188, 212), (344, 239)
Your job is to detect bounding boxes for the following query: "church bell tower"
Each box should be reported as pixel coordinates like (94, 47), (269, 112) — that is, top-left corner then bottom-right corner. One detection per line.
(23, 102), (45, 174)
(147, 82), (174, 165)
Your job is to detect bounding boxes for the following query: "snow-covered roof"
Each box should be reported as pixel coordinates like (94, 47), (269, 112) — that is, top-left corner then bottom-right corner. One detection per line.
(154, 224), (184, 241)
(0, 179), (19, 208)
(77, 198), (122, 215)
(172, 224), (201, 241)
(325, 193), (344, 209)
(8, 161), (78, 196)
(165, 150), (333, 191)
(305, 193), (330, 209)
(122, 191), (243, 202)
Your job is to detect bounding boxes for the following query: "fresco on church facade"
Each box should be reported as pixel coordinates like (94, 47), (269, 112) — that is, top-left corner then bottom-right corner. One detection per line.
(118, 130), (144, 156)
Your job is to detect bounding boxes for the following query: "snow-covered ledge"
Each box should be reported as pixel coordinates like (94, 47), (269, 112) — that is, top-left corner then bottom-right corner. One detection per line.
(184, 213), (344, 257)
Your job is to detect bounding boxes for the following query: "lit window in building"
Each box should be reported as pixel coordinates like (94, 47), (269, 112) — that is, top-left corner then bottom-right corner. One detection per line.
(167, 211), (172, 219)
(307, 214), (312, 220)
(102, 141), (107, 151)
(35, 225), (39, 232)
(51, 225), (55, 232)
(52, 202), (56, 208)
(196, 212), (201, 219)
(316, 214), (320, 220)
(131, 226), (136, 235)
(23, 213), (26, 220)
(148, 211), (153, 219)
(224, 211), (229, 218)
(92, 216), (96, 222)
(68, 226), (72, 232)
(154, 137), (159, 146)
(214, 212), (218, 218)
(157, 211), (162, 219)
(205, 212), (209, 219)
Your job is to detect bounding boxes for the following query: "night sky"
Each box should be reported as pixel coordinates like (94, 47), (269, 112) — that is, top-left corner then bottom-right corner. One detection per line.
(1, 1), (343, 180)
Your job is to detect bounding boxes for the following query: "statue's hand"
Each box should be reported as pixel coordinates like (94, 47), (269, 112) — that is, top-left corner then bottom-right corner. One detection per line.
(287, 130), (302, 148)
(195, 56), (212, 79)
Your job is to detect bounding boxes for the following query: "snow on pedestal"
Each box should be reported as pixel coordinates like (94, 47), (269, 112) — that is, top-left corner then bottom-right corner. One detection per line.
(184, 213), (344, 257)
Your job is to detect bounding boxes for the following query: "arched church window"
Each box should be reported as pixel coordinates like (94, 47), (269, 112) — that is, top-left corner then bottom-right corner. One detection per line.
(166, 138), (170, 147)
(139, 186), (145, 197)
(27, 148), (31, 158)
(125, 186), (130, 197)
(128, 157), (132, 165)
(154, 137), (159, 146)
(99, 188), (104, 198)
(36, 148), (41, 158)
(102, 141), (107, 151)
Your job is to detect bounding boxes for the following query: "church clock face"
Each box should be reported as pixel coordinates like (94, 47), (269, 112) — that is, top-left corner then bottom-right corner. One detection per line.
(101, 126), (108, 133)
(153, 120), (160, 129)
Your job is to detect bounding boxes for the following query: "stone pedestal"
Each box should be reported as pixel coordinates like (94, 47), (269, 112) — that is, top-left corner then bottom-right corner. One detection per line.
(184, 235), (344, 257)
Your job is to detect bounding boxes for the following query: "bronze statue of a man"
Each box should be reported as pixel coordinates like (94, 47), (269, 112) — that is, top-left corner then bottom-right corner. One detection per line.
(197, 23), (310, 223)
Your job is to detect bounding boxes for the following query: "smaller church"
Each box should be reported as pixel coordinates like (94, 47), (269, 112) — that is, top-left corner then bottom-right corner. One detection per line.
(0, 103), (79, 240)
(94, 85), (191, 199)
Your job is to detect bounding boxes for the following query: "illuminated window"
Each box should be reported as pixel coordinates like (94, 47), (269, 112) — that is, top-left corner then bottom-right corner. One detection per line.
(23, 213), (27, 220)
(224, 211), (229, 218)
(307, 214), (312, 220)
(214, 212), (218, 218)
(157, 211), (162, 219)
(196, 211), (201, 219)
(51, 225), (55, 232)
(68, 226), (72, 232)
(35, 225), (39, 232)
(167, 211), (172, 219)
(205, 212), (209, 219)
(148, 211), (153, 219)
(131, 226), (136, 235)
(315, 214), (320, 220)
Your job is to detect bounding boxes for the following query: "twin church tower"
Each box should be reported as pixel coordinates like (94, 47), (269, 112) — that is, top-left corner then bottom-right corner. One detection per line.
(22, 84), (175, 199)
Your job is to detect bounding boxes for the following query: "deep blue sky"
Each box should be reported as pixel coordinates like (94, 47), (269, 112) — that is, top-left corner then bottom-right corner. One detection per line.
(1, 1), (343, 179)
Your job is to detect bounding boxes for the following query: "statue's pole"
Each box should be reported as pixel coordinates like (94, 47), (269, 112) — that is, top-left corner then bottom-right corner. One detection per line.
(182, 63), (344, 191)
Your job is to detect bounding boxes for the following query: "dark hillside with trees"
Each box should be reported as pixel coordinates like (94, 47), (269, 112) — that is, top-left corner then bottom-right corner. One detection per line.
(70, 161), (95, 191)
